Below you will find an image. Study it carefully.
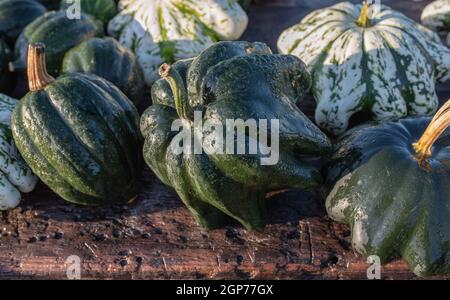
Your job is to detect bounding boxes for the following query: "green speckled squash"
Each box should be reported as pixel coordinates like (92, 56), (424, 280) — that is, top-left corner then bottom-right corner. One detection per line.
(421, 0), (450, 47)
(62, 37), (144, 109)
(324, 100), (450, 276)
(108, 0), (248, 85)
(12, 43), (142, 206)
(0, 0), (47, 45)
(141, 41), (331, 229)
(0, 39), (12, 93)
(278, 2), (450, 134)
(11, 11), (104, 76)
(0, 93), (37, 210)
(60, 0), (117, 23)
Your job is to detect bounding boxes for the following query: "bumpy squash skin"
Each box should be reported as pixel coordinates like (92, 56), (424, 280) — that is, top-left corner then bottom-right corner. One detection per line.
(0, 0), (46, 45)
(60, 0), (118, 23)
(12, 73), (142, 206)
(62, 37), (145, 109)
(13, 11), (104, 76)
(278, 2), (450, 135)
(324, 118), (450, 276)
(142, 41), (331, 229)
(0, 40), (12, 93)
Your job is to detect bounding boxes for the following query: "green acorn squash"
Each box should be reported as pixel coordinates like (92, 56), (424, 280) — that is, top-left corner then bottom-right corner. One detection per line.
(0, 39), (12, 93)
(12, 43), (142, 206)
(0, 93), (37, 210)
(324, 100), (450, 276)
(60, 0), (117, 23)
(62, 37), (144, 109)
(141, 41), (332, 229)
(108, 0), (248, 85)
(278, 2), (450, 134)
(422, 0), (450, 47)
(0, 0), (47, 45)
(11, 11), (104, 76)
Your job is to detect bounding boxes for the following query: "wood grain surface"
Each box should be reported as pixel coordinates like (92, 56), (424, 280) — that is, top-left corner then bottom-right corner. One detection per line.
(0, 0), (449, 280)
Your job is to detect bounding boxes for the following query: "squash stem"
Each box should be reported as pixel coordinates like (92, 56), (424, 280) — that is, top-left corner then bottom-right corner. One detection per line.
(357, 1), (371, 28)
(413, 99), (450, 165)
(159, 63), (192, 120)
(27, 43), (54, 91)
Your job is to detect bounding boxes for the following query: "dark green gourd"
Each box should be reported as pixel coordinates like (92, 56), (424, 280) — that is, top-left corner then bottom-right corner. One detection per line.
(141, 41), (331, 229)
(0, 0), (47, 45)
(62, 37), (144, 109)
(11, 11), (104, 76)
(324, 101), (450, 276)
(12, 43), (142, 206)
(60, 0), (117, 23)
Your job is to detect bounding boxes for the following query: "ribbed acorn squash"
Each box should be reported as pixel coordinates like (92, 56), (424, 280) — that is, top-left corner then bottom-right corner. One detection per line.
(108, 0), (248, 85)
(278, 2), (450, 134)
(0, 0), (46, 45)
(62, 37), (144, 109)
(60, 0), (118, 23)
(324, 100), (450, 276)
(11, 11), (104, 76)
(422, 0), (450, 47)
(0, 93), (37, 210)
(12, 43), (142, 206)
(141, 41), (331, 229)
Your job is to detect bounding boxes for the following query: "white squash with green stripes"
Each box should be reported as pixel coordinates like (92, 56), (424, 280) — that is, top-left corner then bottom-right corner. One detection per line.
(108, 0), (248, 85)
(0, 94), (37, 210)
(278, 2), (450, 134)
(421, 0), (450, 47)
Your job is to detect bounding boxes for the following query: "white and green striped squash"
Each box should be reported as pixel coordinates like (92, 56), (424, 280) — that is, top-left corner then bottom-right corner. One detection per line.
(421, 0), (450, 47)
(107, 0), (248, 86)
(0, 93), (37, 210)
(278, 2), (450, 135)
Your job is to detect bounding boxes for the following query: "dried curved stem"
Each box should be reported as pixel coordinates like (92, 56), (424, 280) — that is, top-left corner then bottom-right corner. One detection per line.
(27, 43), (54, 91)
(413, 99), (450, 166)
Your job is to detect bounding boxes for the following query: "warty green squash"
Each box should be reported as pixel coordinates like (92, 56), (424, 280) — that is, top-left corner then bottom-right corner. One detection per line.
(60, 0), (118, 23)
(62, 37), (145, 109)
(0, 93), (37, 210)
(141, 41), (332, 229)
(12, 43), (142, 206)
(11, 11), (104, 76)
(421, 0), (450, 47)
(0, 0), (47, 45)
(278, 1), (450, 135)
(324, 100), (450, 276)
(108, 0), (248, 85)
